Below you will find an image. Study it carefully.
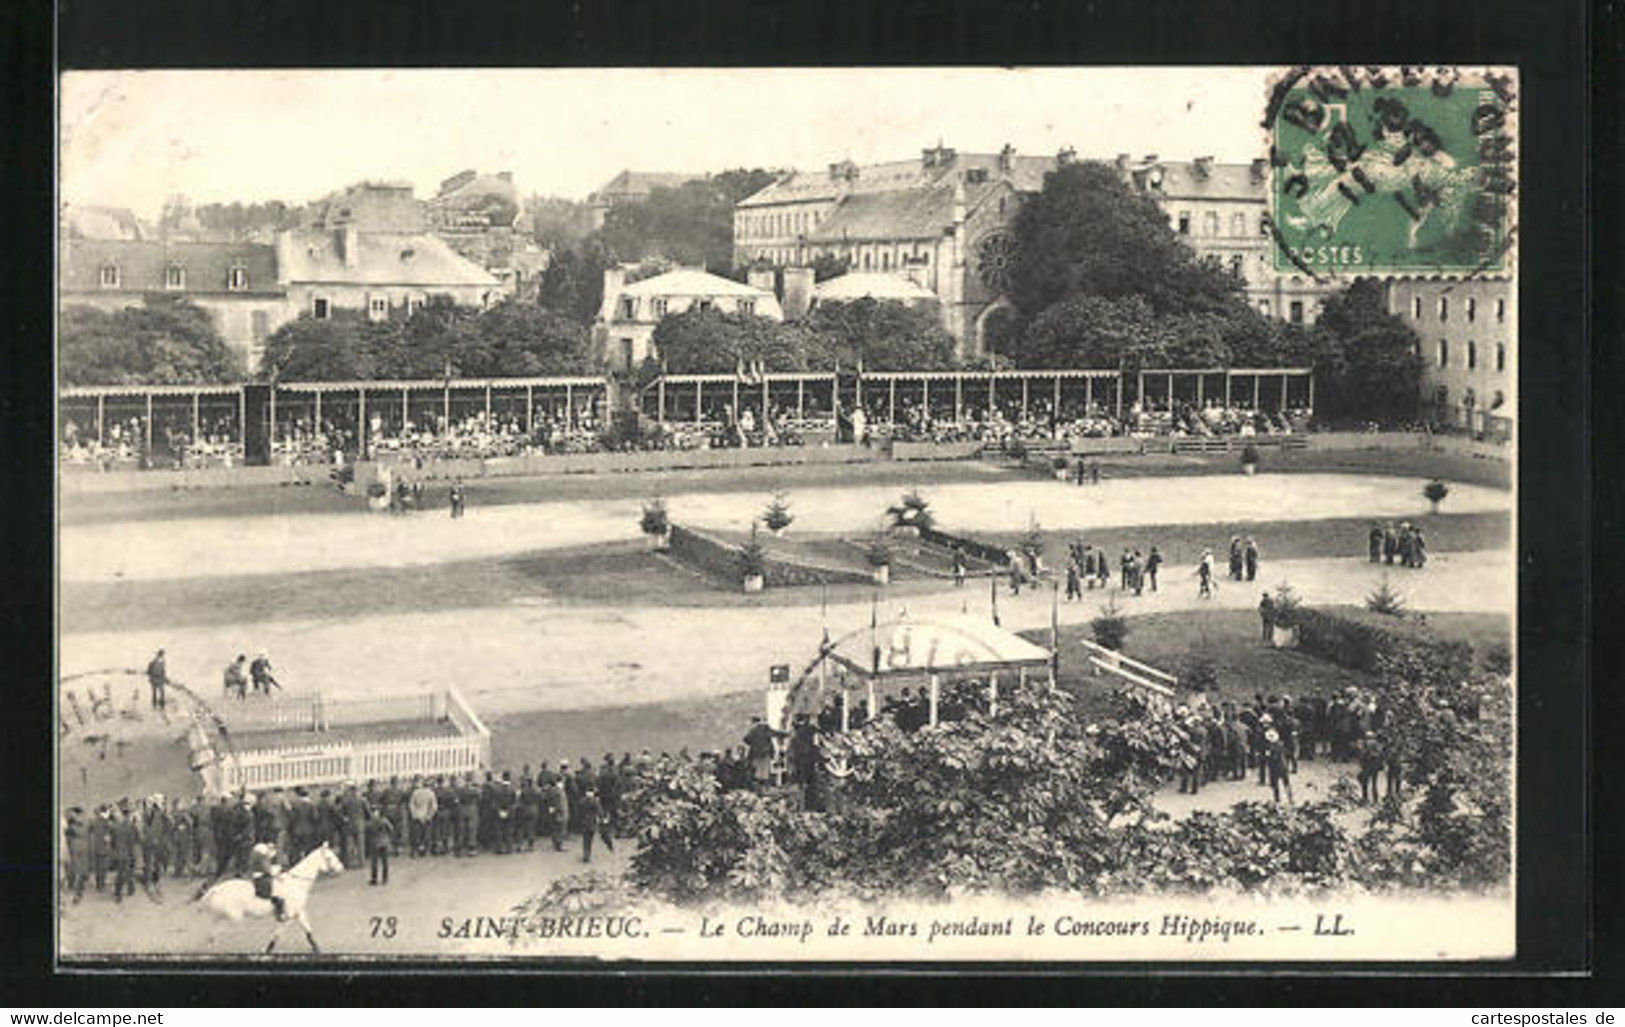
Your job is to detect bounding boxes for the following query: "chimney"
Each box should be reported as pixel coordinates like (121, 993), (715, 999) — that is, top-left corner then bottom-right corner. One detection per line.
(600, 265), (627, 321)
(1115, 153), (1131, 170)
(1143, 154), (1159, 165)
(1250, 157), (1269, 184)
(951, 180), (966, 228)
(781, 267), (815, 320)
(1057, 147), (1077, 166)
(1193, 156), (1214, 178)
(998, 143), (1016, 173)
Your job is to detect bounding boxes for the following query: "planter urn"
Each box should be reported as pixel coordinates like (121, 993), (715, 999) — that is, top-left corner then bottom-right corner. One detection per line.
(743, 573), (765, 594)
(1242, 463), (1258, 476)
(1270, 624), (1299, 649)
(872, 564), (891, 586)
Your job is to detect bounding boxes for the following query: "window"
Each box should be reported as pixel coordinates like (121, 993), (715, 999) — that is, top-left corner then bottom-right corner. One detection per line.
(652, 298), (668, 318)
(368, 295), (389, 322)
(1258, 300), (1271, 316)
(1466, 297), (1477, 322)
(228, 266), (249, 291)
(1231, 213), (1247, 236)
(407, 294), (426, 316)
(1496, 298), (1506, 322)
(312, 297), (330, 320)
(1438, 296), (1449, 322)
(619, 338), (634, 369)
(618, 297), (638, 320)
(738, 298), (756, 315)
(1289, 300), (1304, 324)
(697, 299), (714, 311)
(1413, 296), (1423, 319)
(1177, 212), (1191, 235)
(98, 264), (120, 289)
(1496, 343), (1506, 372)
(1203, 212), (1219, 237)
(881, 252), (891, 270)
(1229, 255), (1244, 276)
(1467, 340), (1478, 369)
(165, 265), (186, 290)
(862, 253), (872, 270)
(1438, 338), (1449, 367)
(251, 310), (270, 340)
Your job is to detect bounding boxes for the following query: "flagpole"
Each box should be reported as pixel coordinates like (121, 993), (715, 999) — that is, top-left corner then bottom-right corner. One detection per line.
(990, 568), (1000, 627)
(1050, 578), (1061, 687)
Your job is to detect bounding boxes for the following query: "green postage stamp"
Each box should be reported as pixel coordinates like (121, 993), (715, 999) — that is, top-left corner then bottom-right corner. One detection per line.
(1266, 66), (1517, 276)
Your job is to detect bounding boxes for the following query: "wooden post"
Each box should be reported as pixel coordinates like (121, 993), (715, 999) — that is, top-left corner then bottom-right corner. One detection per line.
(988, 672), (999, 718)
(314, 388), (322, 430)
(954, 376), (963, 422)
(1281, 373), (1289, 411)
(796, 378), (805, 419)
(268, 387), (277, 447)
(442, 381), (451, 429)
(357, 388), (367, 460)
(732, 378), (740, 420)
(928, 674), (940, 728)
(840, 687), (850, 733)
(1307, 373), (1315, 410)
(888, 377), (896, 425)
(1115, 374), (1124, 419)
(96, 394), (104, 442)
(1085, 375), (1093, 413)
(988, 371), (996, 418)
(1167, 371), (1174, 409)
(485, 382), (492, 425)
(526, 385), (534, 436)
(1053, 375), (1062, 421)
(1224, 369), (1232, 406)
(696, 380), (703, 424)
(565, 383), (574, 429)
(657, 378), (666, 424)
(1137, 371), (1145, 409)
(866, 678), (877, 720)
(236, 390), (243, 446)
(1196, 373), (1205, 408)
(143, 393), (153, 454)
(762, 376), (770, 426)
(922, 377), (930, 417)
(191, 391), (200, 444)
(1252, 374), (1261, 409)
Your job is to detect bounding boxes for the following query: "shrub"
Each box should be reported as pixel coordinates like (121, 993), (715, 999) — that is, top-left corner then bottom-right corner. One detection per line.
(639, 497), (669, 536)
(1181, 656), (1219, 692)
(1270, 582), (1303, 628)
(1240, 443), (1261, 465)
(1052, 455), (1070, 471)
(762, 491), (794, 533)
(1423, 479), (1450, 511)
(1482, 641), (1513, 677)
(886, 489), (934, 532)
(1293, 605), (1472, 675)
(1020, 516), (1045, 560)
(739, 522), (767, 579)
(1091, 597), (1130, 650)
(1365, 577), (1407, 617)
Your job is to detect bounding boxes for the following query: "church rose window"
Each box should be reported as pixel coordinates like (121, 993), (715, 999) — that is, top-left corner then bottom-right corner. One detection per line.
(975, 231), (1016, 292)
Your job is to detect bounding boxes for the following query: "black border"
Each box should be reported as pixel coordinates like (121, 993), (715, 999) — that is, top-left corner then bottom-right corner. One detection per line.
(3, 0), (1602, 1006)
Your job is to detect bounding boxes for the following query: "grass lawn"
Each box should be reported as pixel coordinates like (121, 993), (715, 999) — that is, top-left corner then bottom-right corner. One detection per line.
(1023, 606), (1511, 723)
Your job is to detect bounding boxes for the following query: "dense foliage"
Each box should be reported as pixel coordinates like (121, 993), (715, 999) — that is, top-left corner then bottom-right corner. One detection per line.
(59, 295), (241, 385)
(607, 607), (1510, 906)
(258, 297), (593, 381)
(647, 300), (959, 376)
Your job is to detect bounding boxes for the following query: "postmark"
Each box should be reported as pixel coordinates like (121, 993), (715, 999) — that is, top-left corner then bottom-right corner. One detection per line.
(1264, 66), (1517, 277)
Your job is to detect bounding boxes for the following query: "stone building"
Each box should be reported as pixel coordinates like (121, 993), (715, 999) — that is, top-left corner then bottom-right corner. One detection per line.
(275, 226), (503, 326)
(1384, 277), (1516, 439)
(426, 170), (551, 300)
(596, 266), (783, 371)
(1117, 154), (1338, 325)
(733, 144), (1055, 358)
(587, 170), (698, 231)
(58, 236), (290, 374)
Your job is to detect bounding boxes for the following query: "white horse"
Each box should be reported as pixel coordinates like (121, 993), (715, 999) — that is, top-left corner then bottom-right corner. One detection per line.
(197, 842), (345, 954)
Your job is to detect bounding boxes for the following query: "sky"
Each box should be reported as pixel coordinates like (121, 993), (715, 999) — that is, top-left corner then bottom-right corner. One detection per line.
(60, 67), (1275, 220)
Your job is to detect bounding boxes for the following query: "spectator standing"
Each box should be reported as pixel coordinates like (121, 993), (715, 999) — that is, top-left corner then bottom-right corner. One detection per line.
(366, 807), (395, 886)
(1145, 546), (1162, 592)
(145, 649), (168, 711)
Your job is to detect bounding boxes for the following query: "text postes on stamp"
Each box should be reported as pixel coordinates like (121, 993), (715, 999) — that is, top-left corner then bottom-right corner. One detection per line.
(1265, 66), (1517, 277)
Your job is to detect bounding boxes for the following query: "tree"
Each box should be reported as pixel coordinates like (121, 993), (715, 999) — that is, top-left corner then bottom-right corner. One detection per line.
(59, 295), (240, 385)
(1014, 294), (1170, 370)
(649, 307), (826, 374)
(1308, 280), (1425, 424)
(803, 298), (958, 370)
(808, 252), (851, 283)
(258, 312), (382, 381)
(537, 236), (613, 323)
(1007, 162), (1240, 321)
(462, 301), (594, 377)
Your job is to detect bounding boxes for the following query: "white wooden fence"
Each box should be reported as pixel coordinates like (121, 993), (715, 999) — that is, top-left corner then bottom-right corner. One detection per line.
(1079, 639), (1178, 707)
(213, 688), (490, 793)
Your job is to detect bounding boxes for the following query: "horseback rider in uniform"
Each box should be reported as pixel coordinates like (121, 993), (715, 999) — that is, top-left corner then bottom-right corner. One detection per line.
(249, 840), (288, 921)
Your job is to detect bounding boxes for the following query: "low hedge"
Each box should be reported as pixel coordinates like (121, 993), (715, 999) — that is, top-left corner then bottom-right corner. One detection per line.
(918, 525), (1012, 567)
(1292, 605), (1472, 674)
(667, 523), (870, 588)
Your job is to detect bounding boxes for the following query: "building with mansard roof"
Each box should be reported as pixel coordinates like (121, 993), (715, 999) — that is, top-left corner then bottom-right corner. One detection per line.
(733, 144), (1055, 358)
(587, 170), (700, 230)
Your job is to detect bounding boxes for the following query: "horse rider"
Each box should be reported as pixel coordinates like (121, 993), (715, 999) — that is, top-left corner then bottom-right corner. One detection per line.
(249, 839), (288, 921)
